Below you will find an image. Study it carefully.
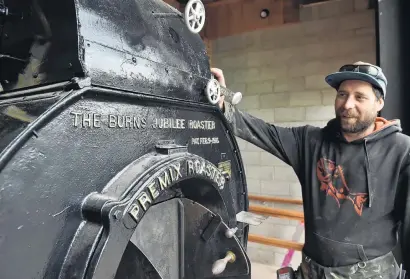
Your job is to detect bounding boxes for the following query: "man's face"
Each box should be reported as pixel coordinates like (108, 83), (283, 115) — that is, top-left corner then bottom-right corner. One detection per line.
(334, 80), (384, 134)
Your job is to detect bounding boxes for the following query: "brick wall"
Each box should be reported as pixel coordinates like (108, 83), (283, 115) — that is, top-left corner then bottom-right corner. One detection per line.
(211, 0), (376, 268)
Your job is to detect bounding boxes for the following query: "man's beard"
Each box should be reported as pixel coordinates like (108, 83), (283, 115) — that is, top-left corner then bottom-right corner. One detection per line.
(336, 110), (377, 134)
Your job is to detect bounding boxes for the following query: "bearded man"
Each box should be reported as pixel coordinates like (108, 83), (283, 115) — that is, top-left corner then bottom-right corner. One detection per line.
(211, 62), (410, 278)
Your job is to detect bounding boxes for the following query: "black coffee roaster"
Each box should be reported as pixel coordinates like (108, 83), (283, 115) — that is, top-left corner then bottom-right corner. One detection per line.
(0, 0), (251, 278)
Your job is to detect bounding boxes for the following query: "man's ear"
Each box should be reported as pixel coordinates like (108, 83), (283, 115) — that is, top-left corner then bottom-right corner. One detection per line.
(377, 98), (385, 112)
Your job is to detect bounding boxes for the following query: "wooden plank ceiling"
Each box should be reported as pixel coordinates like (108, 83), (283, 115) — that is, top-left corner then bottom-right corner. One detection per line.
(163, 0), (301, 40)
(163, 0), (344, 39)
(204, 0), (300, 39)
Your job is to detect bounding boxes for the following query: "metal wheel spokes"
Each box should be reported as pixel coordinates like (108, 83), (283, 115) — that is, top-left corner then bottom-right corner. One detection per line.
(184, 0), (206, 33)
(206, 78), (221, 105)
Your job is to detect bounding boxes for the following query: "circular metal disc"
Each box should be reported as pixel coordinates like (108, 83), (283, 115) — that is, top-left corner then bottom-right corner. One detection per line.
(205, 78), (221, 105)
(184, 0), (206, 34)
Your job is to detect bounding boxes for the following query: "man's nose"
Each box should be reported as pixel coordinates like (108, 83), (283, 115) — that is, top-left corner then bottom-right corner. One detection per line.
(343, 96), (356, 110)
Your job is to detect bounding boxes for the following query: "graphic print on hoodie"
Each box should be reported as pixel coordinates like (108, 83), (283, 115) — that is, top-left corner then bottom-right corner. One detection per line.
(316, 157), (368, 216)
(223, 102), (410, 268)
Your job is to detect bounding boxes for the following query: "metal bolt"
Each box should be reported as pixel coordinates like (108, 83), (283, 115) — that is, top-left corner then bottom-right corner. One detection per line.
(113, 210), (122, 220)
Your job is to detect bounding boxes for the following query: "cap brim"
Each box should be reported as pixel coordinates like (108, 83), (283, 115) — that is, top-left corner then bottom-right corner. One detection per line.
(325, 72), (381, 90)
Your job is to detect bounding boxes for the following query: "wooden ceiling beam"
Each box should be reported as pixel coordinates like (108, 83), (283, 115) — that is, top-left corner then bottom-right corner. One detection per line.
(204, 0), (243, 7)
(201, 0), (300, 40)
(162, 0), (300, 40)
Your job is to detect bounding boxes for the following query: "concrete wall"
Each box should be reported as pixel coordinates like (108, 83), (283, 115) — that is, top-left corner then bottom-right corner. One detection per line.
(211, 0), (376, 269)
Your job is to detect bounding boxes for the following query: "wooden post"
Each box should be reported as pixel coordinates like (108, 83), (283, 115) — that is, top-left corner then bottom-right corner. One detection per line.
(249, 205), (304, 221)
(248, 194), (303, 205)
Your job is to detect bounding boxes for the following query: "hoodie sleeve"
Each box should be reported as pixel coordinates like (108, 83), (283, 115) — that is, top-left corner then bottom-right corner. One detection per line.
(223, 101), (306, 173)
(396, 158), (410, 272)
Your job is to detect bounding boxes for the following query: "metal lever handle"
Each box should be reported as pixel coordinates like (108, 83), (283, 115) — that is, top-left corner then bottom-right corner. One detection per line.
(212, 251), (236, 275)
(0, 7), (8, 17)
(206, 75), (242, 106)
(225, 227), (238, 238)
(220, 86), (242, 106)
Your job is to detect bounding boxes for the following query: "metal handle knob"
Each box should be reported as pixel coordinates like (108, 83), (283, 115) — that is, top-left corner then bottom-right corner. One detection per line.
(220, 86), (242, 105)
(205, 76), (243, 106)
(225, 227), (238, 238)
(212, 251), (236, 275)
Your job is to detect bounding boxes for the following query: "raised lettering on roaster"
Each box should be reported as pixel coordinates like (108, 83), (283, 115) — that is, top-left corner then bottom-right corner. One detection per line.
(70, 112), (216, 131)
(70, 112), (146, 129)
(127, 162), (183, 222)
(151, 118), (185, 129)
(108, 115), (146, 129)
(127, 159), (224, 223)
(187, 159), (225, 189)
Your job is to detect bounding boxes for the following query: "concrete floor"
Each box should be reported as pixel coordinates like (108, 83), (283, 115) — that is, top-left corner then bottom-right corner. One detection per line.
(251, 262), (279, 279)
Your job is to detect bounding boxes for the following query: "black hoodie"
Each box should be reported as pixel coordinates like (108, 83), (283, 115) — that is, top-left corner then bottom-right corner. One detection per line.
(223, 102), (410, 270)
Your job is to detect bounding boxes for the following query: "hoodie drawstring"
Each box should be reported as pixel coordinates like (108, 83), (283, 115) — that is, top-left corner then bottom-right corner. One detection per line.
(364, 139), (372, 207)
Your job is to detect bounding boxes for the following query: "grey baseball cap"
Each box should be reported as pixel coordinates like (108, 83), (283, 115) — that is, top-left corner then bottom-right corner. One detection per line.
(325, 61), (388, 98)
